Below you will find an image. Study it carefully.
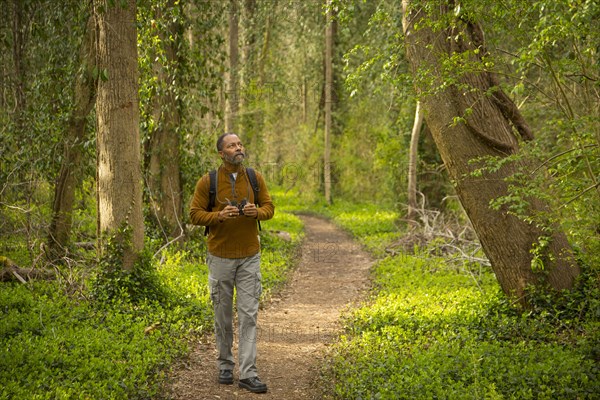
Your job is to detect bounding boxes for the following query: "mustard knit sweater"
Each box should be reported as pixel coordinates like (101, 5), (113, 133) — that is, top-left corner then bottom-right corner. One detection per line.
(189, 164), (274, 258)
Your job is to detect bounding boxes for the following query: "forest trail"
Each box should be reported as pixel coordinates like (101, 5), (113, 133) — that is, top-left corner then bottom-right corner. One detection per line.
(165, 214), (373, 399)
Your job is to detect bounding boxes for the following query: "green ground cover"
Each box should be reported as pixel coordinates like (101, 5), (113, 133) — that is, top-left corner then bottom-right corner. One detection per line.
(1, 189), (598, 399)
(0, 195), (303, 399)
(312, 199), (599, 400)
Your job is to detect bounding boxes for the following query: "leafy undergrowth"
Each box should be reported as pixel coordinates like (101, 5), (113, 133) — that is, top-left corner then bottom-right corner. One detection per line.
(315, 202), (599, 399)
(0, 281), (191, 399)
(0, 207), (303, 400)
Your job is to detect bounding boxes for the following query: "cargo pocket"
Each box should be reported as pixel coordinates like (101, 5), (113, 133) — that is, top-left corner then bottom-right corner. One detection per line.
(208, 277), (220, 305)
(255, 272), (263, 299)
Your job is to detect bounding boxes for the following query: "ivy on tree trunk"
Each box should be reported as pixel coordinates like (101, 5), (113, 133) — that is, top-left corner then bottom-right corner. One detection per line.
(402, 0), (580, 304)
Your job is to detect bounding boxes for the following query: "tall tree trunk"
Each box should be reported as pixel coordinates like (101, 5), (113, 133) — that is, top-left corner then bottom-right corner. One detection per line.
(94, 0), (144, 270)
(402, 1), (579, 304)
(240, 0), (256, 89)
(147, 0), (183, 240)
(407, 100), (424, 220)
(324, 0), (334, 205)
(257, 11), (270, 87)
(225, 0), (239, 133)
(47, 15), (97, 259)
(239, 0), (259, 162)
(11, 0), (25, 123)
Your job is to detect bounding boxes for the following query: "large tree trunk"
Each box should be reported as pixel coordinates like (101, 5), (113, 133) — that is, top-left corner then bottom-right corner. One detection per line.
(47, 16), (96, 258)
(94, 0), (144, 270)
(147, 0), (183, 240)
(324, 0), (334, 205)
(402, 1), (579, 304)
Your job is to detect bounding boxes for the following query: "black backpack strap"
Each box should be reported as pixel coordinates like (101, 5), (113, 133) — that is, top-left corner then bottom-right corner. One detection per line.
(245, 167), (262, 231)
(245, 167), (260, 206)
(204, 169), (217, 236)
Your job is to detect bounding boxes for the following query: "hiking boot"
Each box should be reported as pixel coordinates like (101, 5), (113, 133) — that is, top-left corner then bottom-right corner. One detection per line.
(239, 376), (268, 393)
(218, 369), (233, 384)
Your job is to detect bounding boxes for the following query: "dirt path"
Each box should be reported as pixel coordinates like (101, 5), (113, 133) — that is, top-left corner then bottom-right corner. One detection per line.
(165, 214), (373, 399)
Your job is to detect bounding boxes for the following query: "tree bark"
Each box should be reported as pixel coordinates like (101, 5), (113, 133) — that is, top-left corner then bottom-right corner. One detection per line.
(407, 100), (424, 220)
(47, 15), (96, 259)
(239, 0), (264, 163)
(324, 0), (334, 205)
(147, 0), (183, 240)
(402, 1), (579, 303)
(94, 0), (144, 270)
(240, 0), (257, 88)
(11, 0), (25, 122)
(225, 0), (239, 133)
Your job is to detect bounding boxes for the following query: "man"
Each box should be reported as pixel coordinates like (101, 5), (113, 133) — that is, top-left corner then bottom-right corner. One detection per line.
(189, 133), (274, 394)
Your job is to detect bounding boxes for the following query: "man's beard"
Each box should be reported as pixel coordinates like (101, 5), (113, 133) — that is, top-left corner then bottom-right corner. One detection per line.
(224, 151), (245, 165)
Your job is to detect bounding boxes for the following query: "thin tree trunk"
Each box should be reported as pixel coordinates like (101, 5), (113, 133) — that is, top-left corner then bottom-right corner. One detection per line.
(11, 0), (25, 122)
(240, 0), (256, 90)
(251, 3), (272, 164)
(147, 0), (183, 240)
(94, 0), (144, 270)
(47, 15), (96, 259)
(407, 100), (423, 220)
(258, 10), (271, 87)
(225, 0), (239, 133)
(324, 0), (333, 205)
(302, 77), (307, 124)
(239, 0), (262, 162)
(402, 1), (579, 304)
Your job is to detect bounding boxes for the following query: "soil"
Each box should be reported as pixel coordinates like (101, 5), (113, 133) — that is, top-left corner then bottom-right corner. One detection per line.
(164, 214), (373, 399)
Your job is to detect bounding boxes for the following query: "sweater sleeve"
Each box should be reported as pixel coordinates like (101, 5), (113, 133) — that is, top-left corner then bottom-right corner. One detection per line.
(189, 174), (221, 227)
(255, 171), (275, 221)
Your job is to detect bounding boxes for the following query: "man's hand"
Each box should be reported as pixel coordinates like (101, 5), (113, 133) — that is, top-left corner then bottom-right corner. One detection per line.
(219, 205), (240, 221)
(242, 203), (258, 218)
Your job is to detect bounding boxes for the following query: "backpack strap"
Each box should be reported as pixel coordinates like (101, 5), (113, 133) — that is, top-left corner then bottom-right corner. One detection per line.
(246, 167), (262, 231)
(245, 167), (260, 206)
(204, 169), (217, 236)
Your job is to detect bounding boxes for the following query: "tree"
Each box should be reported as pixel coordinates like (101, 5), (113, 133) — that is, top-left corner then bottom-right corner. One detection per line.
(47, 15), (96, 258)
(144, 0), (184, 240)
(94, 0), (144, 270)
(238, 0), (270, 164)
(10, 0), (26, 126)
(401, 0), (580, 303)
(225, 0), (240, 133)
(407, 100), (423, 220)
(324, 0), (334, 204)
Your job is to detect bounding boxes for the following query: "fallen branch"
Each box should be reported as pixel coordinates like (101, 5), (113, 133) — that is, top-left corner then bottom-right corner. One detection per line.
(386, 204), (489, 268)
(0, 256), (56, 283)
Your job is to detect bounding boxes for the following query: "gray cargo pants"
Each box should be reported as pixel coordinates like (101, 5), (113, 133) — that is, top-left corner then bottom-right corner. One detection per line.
(207, 252), (262, 380)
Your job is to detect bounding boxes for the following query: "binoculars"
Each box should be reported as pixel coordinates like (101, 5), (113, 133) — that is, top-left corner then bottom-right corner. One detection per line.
(228, 199), (248, 215)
